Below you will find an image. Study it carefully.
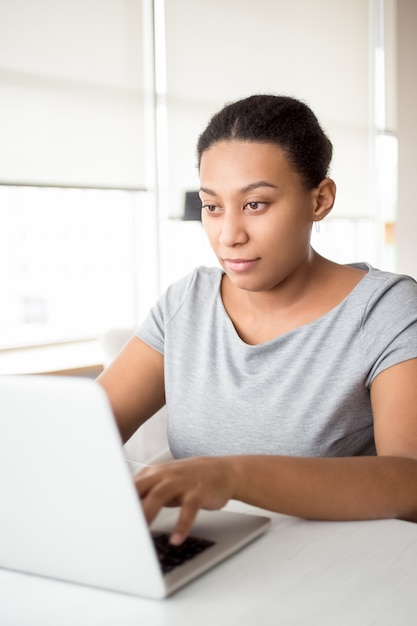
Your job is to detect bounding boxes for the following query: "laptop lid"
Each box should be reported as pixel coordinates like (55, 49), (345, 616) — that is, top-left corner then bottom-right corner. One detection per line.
(0, 375), (270, 598)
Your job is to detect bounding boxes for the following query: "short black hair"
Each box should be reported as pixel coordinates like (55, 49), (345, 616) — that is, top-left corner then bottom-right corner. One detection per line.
(197, 95), (333, 189)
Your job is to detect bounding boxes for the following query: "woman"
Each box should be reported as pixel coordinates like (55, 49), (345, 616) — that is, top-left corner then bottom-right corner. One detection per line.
(98, 95), (417, 546)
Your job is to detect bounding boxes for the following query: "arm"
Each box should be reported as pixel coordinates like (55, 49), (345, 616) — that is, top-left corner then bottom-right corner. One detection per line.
(135, 358), (417, 544)
(97, 336), (165, 443)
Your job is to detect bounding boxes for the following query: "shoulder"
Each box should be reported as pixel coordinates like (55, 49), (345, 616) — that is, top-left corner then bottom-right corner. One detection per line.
(352, 265), (417, 384)
(165, 266), (223, 303)
(136, 266), (223, 353)
(354, 264), (417, 314)
(158, 266), (223, 322)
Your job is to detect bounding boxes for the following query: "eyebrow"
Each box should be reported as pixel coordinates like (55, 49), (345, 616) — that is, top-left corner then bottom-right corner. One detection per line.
(200, 181), (278, 195)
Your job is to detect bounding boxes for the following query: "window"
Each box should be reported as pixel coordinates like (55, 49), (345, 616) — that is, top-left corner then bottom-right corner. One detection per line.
(0, 185), (147, 349)
(0, 0), (397, 359)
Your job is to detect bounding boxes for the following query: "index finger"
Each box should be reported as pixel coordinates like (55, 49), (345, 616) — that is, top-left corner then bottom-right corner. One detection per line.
(168, 495), (200, 545)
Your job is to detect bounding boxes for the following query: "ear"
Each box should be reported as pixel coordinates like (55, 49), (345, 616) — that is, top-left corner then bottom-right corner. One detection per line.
(311, 178), (336, 223)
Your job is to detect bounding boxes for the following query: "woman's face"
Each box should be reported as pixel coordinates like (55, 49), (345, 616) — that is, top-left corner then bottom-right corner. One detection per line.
(199, 140), (320, 293)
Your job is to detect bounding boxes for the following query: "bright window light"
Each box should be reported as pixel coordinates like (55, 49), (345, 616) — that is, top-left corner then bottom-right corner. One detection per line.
(0, 185), (145, 349)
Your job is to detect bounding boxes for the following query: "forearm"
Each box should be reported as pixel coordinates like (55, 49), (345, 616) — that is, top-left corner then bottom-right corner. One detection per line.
(228, 454), (417, 523)
(135, 453), (417, 545)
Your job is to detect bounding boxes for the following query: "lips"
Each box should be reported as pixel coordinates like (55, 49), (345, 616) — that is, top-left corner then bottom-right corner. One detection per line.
(222, 258), (260, 272)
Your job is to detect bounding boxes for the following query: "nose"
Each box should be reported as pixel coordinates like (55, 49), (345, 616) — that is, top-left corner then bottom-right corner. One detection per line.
(218, 210), (248, 247)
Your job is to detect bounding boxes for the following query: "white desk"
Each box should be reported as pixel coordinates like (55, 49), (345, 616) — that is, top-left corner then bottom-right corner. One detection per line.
(1, 504), (416, 626)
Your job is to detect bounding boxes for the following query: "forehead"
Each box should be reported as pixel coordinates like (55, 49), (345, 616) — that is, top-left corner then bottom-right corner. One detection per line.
(199, 140), (296, 186)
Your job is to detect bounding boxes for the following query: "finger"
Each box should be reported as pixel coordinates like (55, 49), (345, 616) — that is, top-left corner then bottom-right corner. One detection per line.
(133, 466), (161, 498)
(134, 467), (174, 508)
(169, 496), (200, 545)
(137, 476), (186, 525)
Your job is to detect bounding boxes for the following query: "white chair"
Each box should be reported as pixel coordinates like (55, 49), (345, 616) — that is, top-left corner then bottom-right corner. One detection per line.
(100, 328), (170, 463)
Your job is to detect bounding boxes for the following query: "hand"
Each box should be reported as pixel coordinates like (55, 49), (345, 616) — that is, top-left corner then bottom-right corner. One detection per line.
(133, 456), (235, 545)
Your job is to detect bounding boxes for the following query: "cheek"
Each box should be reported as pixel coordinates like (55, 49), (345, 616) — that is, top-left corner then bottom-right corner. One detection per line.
(255, 214), (311, 254)
(202, 217), (219, 244)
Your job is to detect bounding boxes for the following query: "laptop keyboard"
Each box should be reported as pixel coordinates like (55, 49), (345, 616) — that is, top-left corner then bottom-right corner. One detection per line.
(151, 531), (215, 574)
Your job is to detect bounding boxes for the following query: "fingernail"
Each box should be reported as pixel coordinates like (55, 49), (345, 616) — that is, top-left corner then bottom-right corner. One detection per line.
(170, 532), (184, 546)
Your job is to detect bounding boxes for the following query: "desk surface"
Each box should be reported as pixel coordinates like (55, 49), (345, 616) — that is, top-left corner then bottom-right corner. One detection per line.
(1, 504), (416, 626)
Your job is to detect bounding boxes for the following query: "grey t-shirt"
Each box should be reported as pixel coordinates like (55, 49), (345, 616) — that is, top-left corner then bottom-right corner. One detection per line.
(137, 264), (417, 459)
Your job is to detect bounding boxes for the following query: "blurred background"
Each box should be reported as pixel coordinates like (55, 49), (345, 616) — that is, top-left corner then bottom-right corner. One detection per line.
(0, 0), (415, 371)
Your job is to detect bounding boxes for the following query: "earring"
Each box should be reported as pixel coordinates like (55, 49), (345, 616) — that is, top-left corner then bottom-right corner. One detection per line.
(314, 220), (320, 234)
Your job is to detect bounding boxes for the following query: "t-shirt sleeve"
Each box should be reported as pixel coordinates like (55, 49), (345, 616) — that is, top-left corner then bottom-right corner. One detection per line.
(363, 274), (417, 386)
(135, 269), (197, 355)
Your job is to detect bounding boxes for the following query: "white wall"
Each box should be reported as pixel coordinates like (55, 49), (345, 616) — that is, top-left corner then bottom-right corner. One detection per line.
(396, 0), (417, 278)
(1, 1), (414, 278)
(0, 0), (146, 187)
(163, 0), (371, 222)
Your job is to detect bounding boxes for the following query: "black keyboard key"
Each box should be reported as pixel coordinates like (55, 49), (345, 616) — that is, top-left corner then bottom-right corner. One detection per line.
(151, 531), (215, 574)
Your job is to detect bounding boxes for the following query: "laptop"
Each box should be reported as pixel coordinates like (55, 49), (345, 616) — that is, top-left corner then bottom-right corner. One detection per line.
(0, 375), (270, 599)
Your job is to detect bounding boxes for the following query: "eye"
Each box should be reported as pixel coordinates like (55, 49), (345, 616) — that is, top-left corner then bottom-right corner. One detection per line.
(202, 203), (222, 214)
(244, 201), (266, 212)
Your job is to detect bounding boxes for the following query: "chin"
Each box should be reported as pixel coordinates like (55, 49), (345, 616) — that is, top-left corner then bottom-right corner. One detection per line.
(227, 275), (269, 292)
